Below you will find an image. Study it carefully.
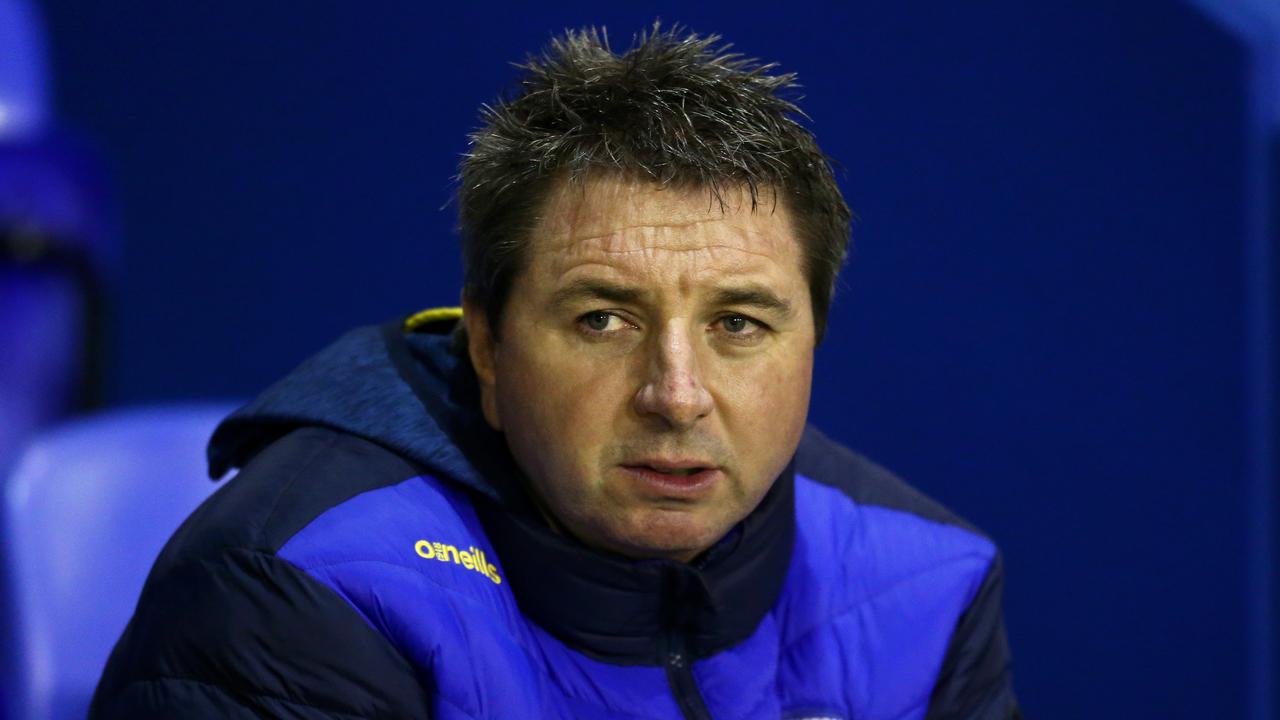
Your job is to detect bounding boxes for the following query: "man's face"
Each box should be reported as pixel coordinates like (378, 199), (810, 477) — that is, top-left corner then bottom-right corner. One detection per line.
(465, 177), (814, 562)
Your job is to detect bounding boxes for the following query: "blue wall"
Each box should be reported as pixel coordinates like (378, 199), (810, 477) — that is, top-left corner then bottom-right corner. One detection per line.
(37, 1), (1272, 717)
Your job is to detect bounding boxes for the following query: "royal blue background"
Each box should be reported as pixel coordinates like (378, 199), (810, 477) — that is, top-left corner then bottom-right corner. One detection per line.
(34, 1), (1276, 717)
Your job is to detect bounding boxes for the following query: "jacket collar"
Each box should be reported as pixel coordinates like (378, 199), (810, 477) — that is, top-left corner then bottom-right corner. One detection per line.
(474, 461), (795, 664)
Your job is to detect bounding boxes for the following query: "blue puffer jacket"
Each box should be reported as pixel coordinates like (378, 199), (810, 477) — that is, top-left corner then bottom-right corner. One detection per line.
(91, 316), (1019, 719)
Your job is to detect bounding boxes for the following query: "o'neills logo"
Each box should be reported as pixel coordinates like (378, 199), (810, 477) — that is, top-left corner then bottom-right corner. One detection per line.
(414, 540), (502, 585)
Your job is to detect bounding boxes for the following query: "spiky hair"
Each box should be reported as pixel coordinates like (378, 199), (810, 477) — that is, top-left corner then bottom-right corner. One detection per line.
(458, 24), (851, 340)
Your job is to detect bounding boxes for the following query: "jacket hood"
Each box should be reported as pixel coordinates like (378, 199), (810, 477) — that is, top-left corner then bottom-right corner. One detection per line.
(208, 315), (508, 502)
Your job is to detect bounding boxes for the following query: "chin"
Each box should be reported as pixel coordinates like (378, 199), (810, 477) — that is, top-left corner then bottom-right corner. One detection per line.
(608, 510), (727, 561)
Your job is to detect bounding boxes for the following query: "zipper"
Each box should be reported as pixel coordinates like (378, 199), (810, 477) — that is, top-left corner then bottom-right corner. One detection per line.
(663, 631), (712, 720)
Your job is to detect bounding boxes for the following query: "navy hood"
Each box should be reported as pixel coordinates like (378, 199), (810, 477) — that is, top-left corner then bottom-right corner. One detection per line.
(208, 315), (506, 502)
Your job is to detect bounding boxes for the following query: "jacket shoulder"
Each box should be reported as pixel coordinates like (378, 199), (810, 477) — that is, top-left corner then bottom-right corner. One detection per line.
(780, 425), (1017, 720)
(796, 425), (984, 536)
(92, 428), (436, 719)
(92, 545), (431, 719)
(788, 425), (997, 613)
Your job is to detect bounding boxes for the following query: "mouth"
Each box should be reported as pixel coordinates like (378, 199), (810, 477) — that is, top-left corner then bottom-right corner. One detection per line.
(619, 460), (721, 495)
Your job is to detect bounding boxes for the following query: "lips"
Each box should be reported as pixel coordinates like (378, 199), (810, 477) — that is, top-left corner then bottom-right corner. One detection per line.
(620, 460), (721, 496)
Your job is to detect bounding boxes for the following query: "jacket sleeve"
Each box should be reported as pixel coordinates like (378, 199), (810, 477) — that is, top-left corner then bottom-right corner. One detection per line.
(925, 552), (1022, 720)
(90, 547), (431, 719)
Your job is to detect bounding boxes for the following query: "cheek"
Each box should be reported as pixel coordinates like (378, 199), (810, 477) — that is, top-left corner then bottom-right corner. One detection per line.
(720, 350), (813, 460)
(734, 347), (810, 401)
(495, 337), (635, 471)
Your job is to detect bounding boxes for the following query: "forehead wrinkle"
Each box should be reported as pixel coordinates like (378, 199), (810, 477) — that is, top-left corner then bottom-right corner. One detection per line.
(545, 241), (782, 261)
(538, 218), (789, 251)
(554, 213), (777, 237)
(569, 216), (729, 235)
(528, 178), (805, 292)
(543, 244), (782, 288)
(537, 218), (792, 261)
(537, 185), (793, 249)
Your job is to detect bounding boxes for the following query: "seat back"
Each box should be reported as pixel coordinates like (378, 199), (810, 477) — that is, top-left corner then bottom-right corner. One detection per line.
(0, 404), (237, 720)
(1, 0), (115, 482)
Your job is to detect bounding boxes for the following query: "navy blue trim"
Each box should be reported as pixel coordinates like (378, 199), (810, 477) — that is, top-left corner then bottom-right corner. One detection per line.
(796, 426), (984, 536)
(167, 428), (421, 559)
(923, 553), (1020, 720)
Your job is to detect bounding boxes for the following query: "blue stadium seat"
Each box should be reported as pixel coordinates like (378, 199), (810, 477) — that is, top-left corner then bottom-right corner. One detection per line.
(0, 404), (237, 719)
(0, 0), (50, 141)
(1, 0), (115, 481)
(0, 267), (84, 482)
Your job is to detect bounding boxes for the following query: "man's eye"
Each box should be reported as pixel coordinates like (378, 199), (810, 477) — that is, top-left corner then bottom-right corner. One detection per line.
(579, 311), (625, 333)
(714, 314), (770, 344)
(720, 315), (753, 333)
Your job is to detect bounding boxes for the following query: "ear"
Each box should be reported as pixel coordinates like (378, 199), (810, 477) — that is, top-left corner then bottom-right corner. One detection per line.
(462, 298), (503, 431)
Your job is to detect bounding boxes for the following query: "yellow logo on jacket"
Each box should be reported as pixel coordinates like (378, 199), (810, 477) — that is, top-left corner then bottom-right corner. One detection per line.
(415, 540), (502, 585)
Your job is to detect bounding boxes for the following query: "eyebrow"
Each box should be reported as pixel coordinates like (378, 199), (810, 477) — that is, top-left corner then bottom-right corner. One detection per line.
(549, 279), (647, 308)
(710, 285), (795, 318)
(550, 278), (794, 318)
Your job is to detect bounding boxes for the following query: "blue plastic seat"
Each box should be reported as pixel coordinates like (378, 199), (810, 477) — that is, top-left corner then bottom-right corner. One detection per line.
(0, 403), (237, 719)
(1, 0), (115, 482)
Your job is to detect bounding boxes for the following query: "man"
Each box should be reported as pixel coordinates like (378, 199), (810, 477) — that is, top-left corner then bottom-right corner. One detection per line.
(92, 26), (1019, 719)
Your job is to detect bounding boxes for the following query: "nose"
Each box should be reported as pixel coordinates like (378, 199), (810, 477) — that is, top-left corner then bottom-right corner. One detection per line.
(633, 320), (714, 430)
